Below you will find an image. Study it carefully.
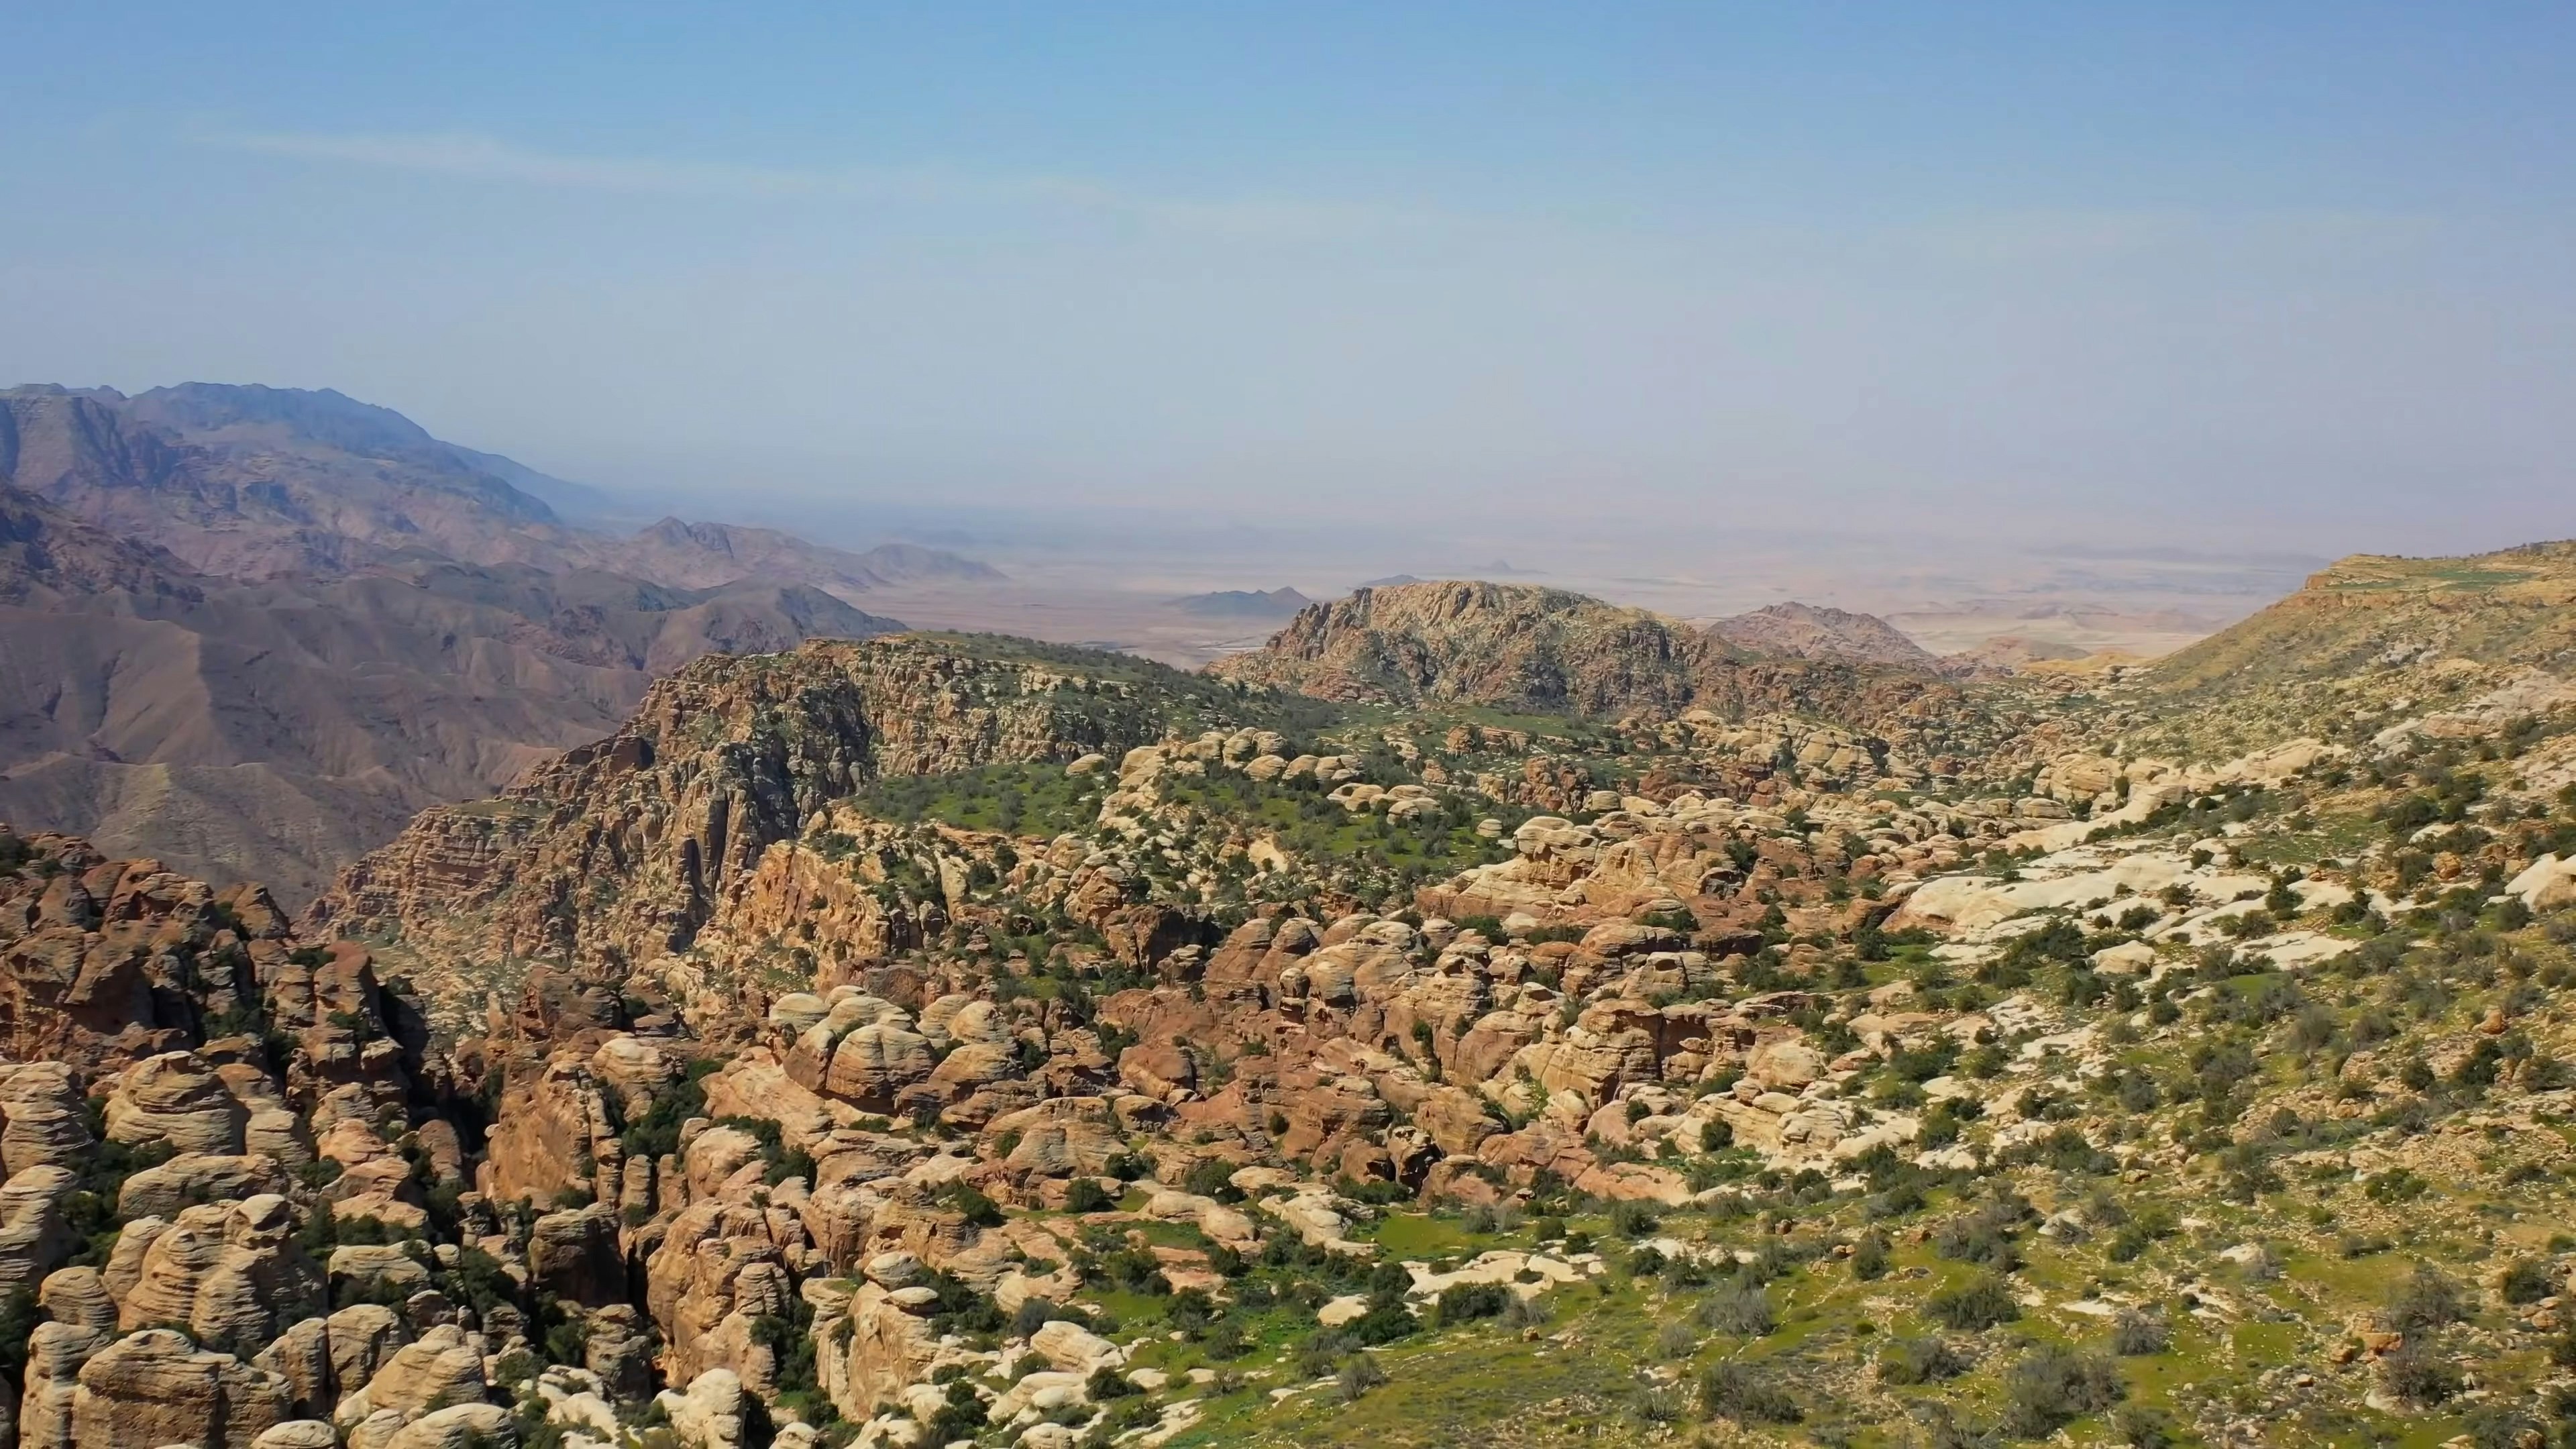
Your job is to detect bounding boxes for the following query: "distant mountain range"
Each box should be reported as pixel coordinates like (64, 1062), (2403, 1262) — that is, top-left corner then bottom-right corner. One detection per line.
(0, 381), (987, 899)
(1173, 586), (1311, 619)
(0, 383), (998, 593)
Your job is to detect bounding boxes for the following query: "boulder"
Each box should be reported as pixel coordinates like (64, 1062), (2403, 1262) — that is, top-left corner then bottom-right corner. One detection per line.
(1745, 1040), (1824, 1091)
(117, 1151), (295, 1220)
(2091, 940), (2156, 975)
(0, 1163), (76, 1296)
(2508, 853), (2576, 913)
(658, 1366), (753, 1449)
(582, 1303), (656, 1401)
(117, 1195), (325, 1350)
(0, 1061), (95, 1175)
(328, 1244), (433, 1303)
(253, 1424), (344, 1449)
(1029, 1318), (1123, 1373)
(333, 1323), (486, 1425)
(71, 1327), (292, 1449)
(16, 1267), (117, 1449)
(386, 1402), (517, 1449)
(104, 1051), (248, 1155)
(323, 1303), (411, 1401)
(528, 1202), (627, 1308)
(254, 1316), (335, 1417)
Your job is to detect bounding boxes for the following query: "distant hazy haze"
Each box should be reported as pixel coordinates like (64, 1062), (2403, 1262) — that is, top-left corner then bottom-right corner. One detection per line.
(5, 5), (2570, 562)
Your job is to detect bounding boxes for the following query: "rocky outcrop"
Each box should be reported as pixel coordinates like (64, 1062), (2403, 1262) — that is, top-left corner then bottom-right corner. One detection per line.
(0, 834), (290, 1073)
(0, 1165), (76, 1297)
(18, 1267), (117, 1448)
(1210, 581), (1963, 731)
(1709, 601), (1943, 672)
(111, 1194), (324, 1350)
(331, 1322), (487, 1426)
(70, 1327), (293, 1448)
(0, 1062), (94, 1176)
(307, 636), (1255, 995)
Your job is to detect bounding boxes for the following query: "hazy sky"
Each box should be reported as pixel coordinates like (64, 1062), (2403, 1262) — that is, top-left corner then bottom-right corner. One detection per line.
(5, 3), (2571, 557)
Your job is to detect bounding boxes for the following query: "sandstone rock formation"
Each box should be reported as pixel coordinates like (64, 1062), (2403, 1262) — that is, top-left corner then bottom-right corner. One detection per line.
(1210, 580), (1964, 729)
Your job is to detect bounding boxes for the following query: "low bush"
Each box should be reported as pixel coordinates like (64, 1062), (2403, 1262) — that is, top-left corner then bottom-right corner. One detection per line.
(1699, 1362), (1802, 1424)
(2001, 1345), (2123, 1437)
(1435, 1283), (1509, 1326)
(1877, 1334), (1969, 1385)
(2110, 1309), (2170, 1356)
(1926, 1273), (2021, 1331)
(2381, 1338), (2463, 1406)
(1698, 1282), (1776, 1338)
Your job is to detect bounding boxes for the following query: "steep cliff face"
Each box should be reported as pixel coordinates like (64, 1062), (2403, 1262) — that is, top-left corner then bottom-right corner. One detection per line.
(306, 635), (1274, 996)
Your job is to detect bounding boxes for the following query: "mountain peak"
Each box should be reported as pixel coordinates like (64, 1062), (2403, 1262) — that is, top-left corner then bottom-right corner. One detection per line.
(1709, 600), (1941, 672)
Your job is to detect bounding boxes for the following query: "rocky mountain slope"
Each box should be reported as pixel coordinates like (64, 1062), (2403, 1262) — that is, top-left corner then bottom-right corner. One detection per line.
(3, 384), (574, 580)
(1210, 580), (1969, 726)
(0, 481), (904, 902)
(0, 384), (997, 596)
(2153, 541), (2576, 686)
(0, 381), (1014, 896)
(2080, 539), (2576, 764)
(304, 634), (1311, 1006)
(1709, 601), (1945, 673)
(3, 543), (2575, 1449)
(610, 520), (1006, 597)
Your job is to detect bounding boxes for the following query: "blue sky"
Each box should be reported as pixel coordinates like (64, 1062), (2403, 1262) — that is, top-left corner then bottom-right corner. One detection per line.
(5, 3), (2571, 555)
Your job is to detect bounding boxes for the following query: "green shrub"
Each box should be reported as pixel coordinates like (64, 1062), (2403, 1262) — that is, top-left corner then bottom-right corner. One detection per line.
(1697, 1282), (1774, 1337)
(2500, 1258), (2555, 1305)
(1435, 1283), (1509, 1326)
(1608, 1201), (1660, 1238)
(1850, 1230), (1891, 1280)
(2385, 1263), (2469, 1333)
(2001, 1345), (2123, 1437)
(1699, 1362), (1802, 1424)
(938, 1179), (1004, 1227)
(1927, 1273), (2021, 1331)
(2381, 1338), (2462, 1406)
(1876, 1334), (1968, 1385)
(2110, 1309), (2169, 1356)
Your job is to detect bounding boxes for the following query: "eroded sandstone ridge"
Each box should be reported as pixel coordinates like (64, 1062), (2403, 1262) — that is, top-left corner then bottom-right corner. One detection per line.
(1209, 580), (1964, 725)
(306, 636), (1271, 1013)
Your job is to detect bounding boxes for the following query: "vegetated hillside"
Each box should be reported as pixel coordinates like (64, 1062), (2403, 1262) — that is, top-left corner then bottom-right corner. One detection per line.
(1709, 600), (1944, 673)
(2113, 540), (2576, 760)
(2151, 542), (2576, 693)
(11, 539), (2576, 1449)
(0, 480), (904, 900)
